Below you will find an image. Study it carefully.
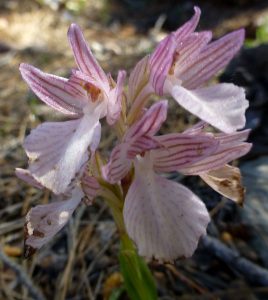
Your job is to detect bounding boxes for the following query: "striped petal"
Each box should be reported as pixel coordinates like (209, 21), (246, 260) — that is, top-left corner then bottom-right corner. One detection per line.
(68, 23), (108, 89)
(24, 108), (101, 194)
(179, 29), (245, 89)
(180, 142), (252, 175)
(151, 133), (219, 173)
(102, 143), (132, 184)
(126, 136), (158, 159)
(173, 31), (212, 77)
(128, 56), (150, 103)
(170, 83), (248, 133)
(81, 172), (100, 205)
(200, 165), (245, 205)
(24, 187), (83, 257)
(173, 6), (201, 41)
(19, 63), (86, 115)
(183, 121), (208, 134)
(106, 70), (126, 125)
(149, 34), (177, 95)
(103, 101), (166, 183)
(125, 100), (168, 141)
(215, 129), (250, 145)
(124, 155), (210, 261)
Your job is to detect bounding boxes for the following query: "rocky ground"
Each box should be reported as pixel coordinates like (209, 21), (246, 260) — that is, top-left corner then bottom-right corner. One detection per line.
(1, 0), (268, 299)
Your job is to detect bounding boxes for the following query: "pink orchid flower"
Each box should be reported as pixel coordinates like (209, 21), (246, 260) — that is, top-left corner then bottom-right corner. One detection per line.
(102, 101), (251, 261)
(130, 7), (248, 133)
(102, 101), (214, 260)
(19, 24), (126, 195)
(16, 167), (99, 257)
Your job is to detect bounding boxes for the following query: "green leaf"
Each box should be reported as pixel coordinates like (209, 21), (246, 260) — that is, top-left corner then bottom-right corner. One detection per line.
(119, 235), (157, 300)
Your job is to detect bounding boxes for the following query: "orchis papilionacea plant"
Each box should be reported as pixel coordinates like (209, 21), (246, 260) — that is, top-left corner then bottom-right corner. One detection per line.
(17, 6), (251, 287)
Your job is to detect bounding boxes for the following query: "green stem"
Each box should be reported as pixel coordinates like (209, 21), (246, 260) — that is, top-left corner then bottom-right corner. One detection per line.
(99, 168), (157, 299)
(119, 234), (158, 300)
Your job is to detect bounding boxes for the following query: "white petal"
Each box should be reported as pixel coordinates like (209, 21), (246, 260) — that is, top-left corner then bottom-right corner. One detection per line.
(171, 83), (248, 133)
(24, 187), (83, 256)
(24, 108), (101, 194)
(124, 156), (210, 261)
(15, 168), (44, 189)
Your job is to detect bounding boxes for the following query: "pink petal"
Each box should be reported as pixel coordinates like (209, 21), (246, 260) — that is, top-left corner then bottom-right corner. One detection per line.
(24, 111), (101, 194)
(200, 165), (245, 205)
(67, 23), (108, 89)
(81, 173), (100, 205)
(125, 100), (168, 141)
(180, 142), (252, 175)
(102, 143), (132, 184)
(170, 83), (249, 133)
(215, 129), (251, 145)
(70, 69), (100, 88)
(65, 71), (92, 98)
(127, 135), (159, 159)
(106, 70), (126, 125)
(19, 63), (86, 115)
(151, 133), (219, 173)
(103, 101), (168, 183)
(173, 31), (212, 77)
(149, 34), (177, 95)
(128, 56), (150, 103)
(173, 6), (201, 41)
(183, 121), (208, 134)
(123, 156), (210, 261)
(15, 168), (44, 189)
(179, 29), (245, 89)
(24, 187), (83, 256)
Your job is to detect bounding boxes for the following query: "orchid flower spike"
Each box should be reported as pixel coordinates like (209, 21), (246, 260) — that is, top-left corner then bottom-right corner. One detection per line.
(19, 24), (126, 195)
(134, 6), (248, 133)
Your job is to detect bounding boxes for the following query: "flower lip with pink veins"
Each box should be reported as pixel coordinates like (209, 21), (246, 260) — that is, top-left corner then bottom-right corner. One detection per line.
(123, 153), (210, 261)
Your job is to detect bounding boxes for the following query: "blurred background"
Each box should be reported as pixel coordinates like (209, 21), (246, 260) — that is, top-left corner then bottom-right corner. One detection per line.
(1, 0), (268, 299)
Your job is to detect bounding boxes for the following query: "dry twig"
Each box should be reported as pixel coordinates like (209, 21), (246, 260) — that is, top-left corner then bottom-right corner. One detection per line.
(202, 236), (268, 286)
(0, 246), (45, 300)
